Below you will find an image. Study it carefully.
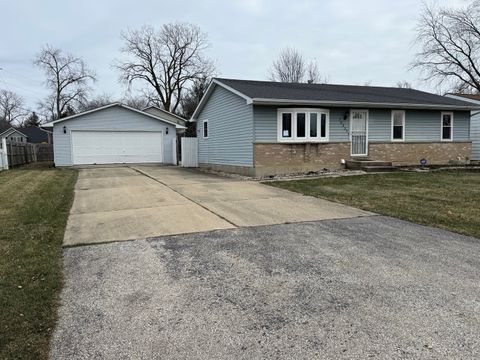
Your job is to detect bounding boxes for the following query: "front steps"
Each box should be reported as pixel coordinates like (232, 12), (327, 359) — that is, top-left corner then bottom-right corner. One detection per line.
(345, 159), (398, 172)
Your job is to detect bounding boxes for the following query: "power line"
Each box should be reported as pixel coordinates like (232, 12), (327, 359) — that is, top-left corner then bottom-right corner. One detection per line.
(0, 68), (44, 85)
(0, 78), (46, 97)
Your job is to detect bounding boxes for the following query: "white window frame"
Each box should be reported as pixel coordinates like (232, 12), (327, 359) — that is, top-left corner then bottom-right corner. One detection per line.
(202, 119), (209, 139)
(277, 108), (329, 143)
(391, 110), (405, 142)
(440, 112), (453, 141)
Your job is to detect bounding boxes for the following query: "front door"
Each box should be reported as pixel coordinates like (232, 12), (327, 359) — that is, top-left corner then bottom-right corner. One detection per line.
(350, 110), (368, 156)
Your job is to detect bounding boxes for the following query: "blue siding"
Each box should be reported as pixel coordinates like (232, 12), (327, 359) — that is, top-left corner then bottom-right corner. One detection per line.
(368, 109), (392, 141)
(197, 85), (254, 166)
(253, 106), (471, 143)
(253, 106), (276, 142)
(405, 110), (469, 141)
(53, 106), (177, 166)
(452, 111), (470, 141)
(329, 108), (350, 141)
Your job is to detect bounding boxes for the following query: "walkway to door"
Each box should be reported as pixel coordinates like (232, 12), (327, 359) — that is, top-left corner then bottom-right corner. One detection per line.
(64, 165), (372, 246)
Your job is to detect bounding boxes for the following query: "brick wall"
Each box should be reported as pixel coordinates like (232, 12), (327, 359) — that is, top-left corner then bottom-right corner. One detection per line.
(253, 141), (472, 176)
(368, 141), (472, 166)
(253, 142), (350, 176)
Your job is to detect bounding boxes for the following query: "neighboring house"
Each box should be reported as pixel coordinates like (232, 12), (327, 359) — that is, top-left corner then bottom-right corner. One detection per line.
(446, 94), (480, 161)
(17, 126), (53, 144)
(44, 103), (185, 166)
(192, 78), (479, 176)
(0, 127), (28, 148)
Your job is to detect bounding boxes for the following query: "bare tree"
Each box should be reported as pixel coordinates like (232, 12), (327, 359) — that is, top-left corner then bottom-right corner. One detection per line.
(122, 94), (151, 110)
(269, 48), (329, 84)
(34, 45), (96, 119)
(396, 81), (412, 89)
(269, 48), (305, 83)
(412, 1), (480, 93)
(307, 61), (329, 84)
(116, 23), (215, 113)
(78, 93), (113, 112)
(0, 89), (26, 124)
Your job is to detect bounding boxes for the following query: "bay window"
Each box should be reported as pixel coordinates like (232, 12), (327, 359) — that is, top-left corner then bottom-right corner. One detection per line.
(278, 108), (329, 142)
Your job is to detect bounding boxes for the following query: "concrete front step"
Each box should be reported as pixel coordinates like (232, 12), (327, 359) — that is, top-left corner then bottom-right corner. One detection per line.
(345, 159), (393, 170)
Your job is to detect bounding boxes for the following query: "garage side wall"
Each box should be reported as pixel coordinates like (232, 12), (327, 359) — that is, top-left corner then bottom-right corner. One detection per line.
(53, 106), (177, 166)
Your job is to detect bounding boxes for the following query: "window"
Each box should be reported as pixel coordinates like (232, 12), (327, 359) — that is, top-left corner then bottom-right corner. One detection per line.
(310, 113), (317, 137)
(281, 113), (292, 138)
(203, 120), (208, 138)
(320, 113), (327, 138)
(441, 112), (453, 141)
(297, 113), (306, 138)
(391, 110), (405, 141)
(278, 109), (329, 142)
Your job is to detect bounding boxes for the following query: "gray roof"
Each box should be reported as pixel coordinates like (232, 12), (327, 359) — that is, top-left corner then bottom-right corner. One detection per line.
(214, 78), (478, 109)
(17, 126), (51, 143)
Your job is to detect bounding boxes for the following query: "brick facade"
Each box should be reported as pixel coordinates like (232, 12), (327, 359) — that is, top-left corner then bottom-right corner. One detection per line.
(253, 141), (472, 176)
(368, 141), (472, 166)
(253, 142), (351, 176)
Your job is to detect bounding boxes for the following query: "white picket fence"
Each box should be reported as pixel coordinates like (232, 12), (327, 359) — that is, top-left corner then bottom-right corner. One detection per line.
(181, 137), (198, 167)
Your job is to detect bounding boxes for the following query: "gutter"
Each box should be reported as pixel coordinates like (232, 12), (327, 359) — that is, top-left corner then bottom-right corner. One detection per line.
(250, 98), (480, 111)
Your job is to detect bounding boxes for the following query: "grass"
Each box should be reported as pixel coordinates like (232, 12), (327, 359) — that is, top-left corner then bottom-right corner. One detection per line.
(0, 162), (77, 359)
(267, 170), (480, 239)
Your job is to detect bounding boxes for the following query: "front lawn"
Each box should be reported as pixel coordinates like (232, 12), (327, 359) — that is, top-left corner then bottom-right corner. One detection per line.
(0, 164), (77, 359)
(267, 170), (480, 239)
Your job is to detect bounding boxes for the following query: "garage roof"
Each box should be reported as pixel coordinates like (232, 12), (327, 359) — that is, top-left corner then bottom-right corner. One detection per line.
(43, 103), (186, 129)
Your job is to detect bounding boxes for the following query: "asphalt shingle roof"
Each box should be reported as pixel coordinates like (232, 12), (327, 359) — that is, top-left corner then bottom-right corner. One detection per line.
(215, 78), (475, 108)
(17, 126), (51, 143)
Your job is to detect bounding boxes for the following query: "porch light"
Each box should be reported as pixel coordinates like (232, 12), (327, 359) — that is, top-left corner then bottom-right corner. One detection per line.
(166, 127), (169, 134)
(63, 126), (66, 134)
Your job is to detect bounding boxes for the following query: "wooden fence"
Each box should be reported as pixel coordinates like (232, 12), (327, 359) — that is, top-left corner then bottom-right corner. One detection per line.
(5, 142), (53, 167)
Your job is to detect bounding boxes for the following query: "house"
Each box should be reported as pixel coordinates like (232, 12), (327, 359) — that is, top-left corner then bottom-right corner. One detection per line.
(446, 94), (480, 161)
(0, 127), (28, 148)
(0, 126), (52, 146)
(17, 126), (53, 144)
(191, 78), (479, 176)
(44, 103), (185, 166)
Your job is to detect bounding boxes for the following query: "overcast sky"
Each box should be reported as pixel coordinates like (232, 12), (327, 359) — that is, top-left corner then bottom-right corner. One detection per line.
(0, 0), (468, 111)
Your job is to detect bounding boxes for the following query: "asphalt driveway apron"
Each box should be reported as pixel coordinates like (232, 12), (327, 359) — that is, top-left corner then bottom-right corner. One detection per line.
(63, 166), (371, 245)
(51, 217), (480, 359)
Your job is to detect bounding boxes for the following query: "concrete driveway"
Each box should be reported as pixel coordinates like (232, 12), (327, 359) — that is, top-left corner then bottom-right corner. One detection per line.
(64, 166), (371, 245)
(51, 216), (480, 359)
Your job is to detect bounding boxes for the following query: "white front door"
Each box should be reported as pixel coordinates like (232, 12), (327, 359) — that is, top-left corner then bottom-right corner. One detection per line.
(71, 130), (164, 165)
(350, 110), (368, 156)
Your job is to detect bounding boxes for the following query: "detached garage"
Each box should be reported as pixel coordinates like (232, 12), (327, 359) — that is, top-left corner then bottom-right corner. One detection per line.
(46, 103), (185, 166)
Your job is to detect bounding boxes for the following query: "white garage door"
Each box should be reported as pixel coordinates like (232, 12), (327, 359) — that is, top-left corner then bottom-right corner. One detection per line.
(71, 131), (163, 165)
